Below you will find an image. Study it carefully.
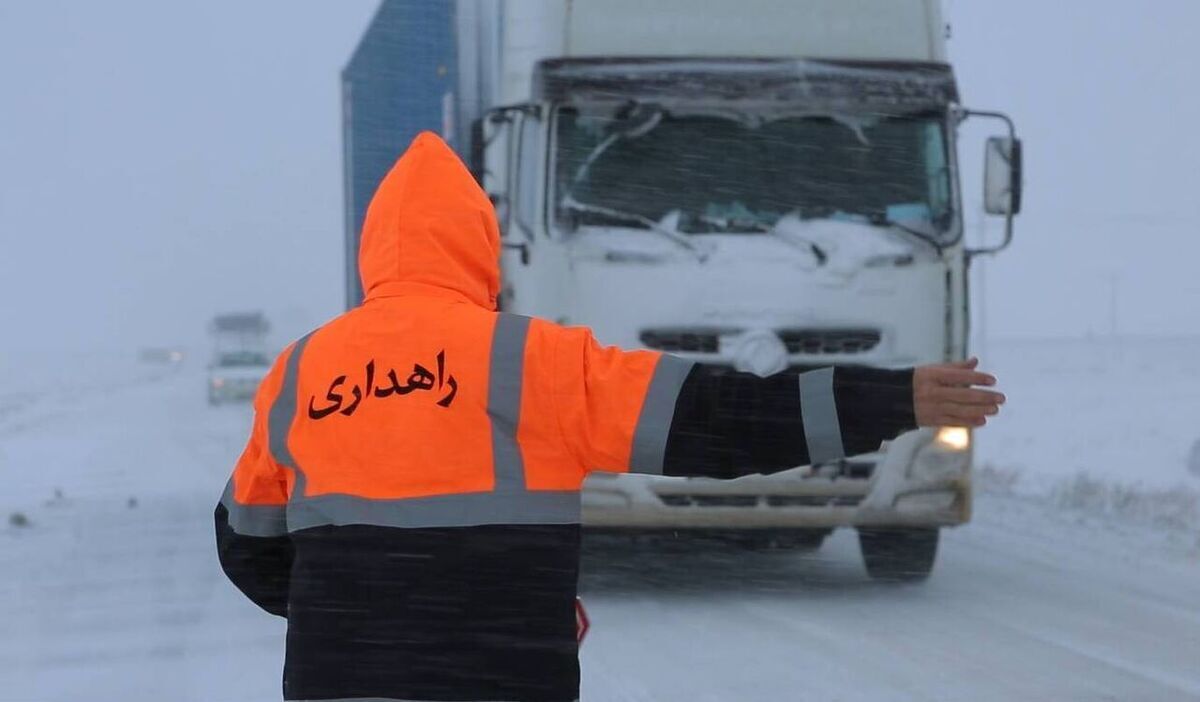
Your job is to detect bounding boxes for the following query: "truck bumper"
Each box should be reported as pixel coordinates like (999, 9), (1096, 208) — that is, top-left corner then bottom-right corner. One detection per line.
(581, 429), (971, 529)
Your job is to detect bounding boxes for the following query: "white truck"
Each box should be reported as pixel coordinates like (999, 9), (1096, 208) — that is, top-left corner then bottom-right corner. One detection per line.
(343, 0), (1022, 580)
(207, 312), (272, 406)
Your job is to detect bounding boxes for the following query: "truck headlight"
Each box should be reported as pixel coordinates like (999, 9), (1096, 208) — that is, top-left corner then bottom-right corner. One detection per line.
(909, 427), (972, 482)
(934, 426), (971, 452)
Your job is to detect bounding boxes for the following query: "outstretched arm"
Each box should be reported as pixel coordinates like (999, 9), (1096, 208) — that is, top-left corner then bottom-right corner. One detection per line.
(662, 358), (1002, 479)
(540, 323), (1002, 479)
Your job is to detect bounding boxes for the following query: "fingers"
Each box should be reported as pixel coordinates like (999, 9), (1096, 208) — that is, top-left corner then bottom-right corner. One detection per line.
(924, 404), (996, 427)
(929, 367), (997, 387)
(926, 414), (987, 428)
(913, 359), (1005, 428)
(930, 387), (1007, 406)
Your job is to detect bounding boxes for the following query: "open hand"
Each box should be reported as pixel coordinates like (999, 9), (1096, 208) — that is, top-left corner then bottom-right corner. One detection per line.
(913, 357), (1005, 428)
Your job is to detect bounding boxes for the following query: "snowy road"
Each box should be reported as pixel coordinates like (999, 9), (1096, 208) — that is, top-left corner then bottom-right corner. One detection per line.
(580, 503), (1199, 701)
(2, 347), (1197, 702)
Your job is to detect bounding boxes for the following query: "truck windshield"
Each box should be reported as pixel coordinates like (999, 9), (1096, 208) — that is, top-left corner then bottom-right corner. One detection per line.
(553, 104), (953, 241)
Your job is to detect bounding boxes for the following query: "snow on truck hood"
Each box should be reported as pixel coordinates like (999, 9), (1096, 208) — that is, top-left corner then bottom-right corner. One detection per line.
(561, 217), (949, 365)
(568, 215), (924, 279)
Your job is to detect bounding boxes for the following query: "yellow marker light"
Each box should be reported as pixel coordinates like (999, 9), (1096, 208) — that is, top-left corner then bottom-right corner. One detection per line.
(935, 426), (971, 451)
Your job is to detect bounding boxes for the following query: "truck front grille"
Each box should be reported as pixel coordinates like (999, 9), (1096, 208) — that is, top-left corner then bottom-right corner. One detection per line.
(777, 328), (881, 355)
(639, 329), (722, 353)
(639, 327), (882, 356)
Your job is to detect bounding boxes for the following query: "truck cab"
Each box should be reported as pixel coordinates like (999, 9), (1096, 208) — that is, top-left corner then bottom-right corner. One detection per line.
(343, 0), (1022, 580)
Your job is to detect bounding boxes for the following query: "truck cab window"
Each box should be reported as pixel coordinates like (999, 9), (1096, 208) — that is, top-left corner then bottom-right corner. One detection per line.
(922, 122), (952, 224)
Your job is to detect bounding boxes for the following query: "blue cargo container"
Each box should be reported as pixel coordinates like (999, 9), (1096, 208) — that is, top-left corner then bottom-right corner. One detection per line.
(341, 1), (461, 308)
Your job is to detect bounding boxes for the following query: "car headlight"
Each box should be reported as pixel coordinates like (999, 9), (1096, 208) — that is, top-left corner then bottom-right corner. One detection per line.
(934, 426), (971, 452)
(211, 377), (226, 389)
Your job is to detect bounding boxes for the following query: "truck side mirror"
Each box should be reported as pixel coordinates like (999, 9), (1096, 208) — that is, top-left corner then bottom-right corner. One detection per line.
(983, 136), (1023, 216)
(962, 109), (1021, 257)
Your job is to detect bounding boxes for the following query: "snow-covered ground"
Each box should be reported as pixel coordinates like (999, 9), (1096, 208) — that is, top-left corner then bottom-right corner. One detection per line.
(1, 337), (1197, 701)
(976, 335), (1200, 492)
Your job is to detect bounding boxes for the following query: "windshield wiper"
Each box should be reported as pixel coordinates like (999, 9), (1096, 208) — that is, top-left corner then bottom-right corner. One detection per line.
(570, 103), (664, 188)
(703, 214), (828, 265)
(561, 197), (707, 261)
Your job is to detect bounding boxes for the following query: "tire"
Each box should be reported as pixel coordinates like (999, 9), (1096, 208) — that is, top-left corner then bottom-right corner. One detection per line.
(858, 527), (939, 582)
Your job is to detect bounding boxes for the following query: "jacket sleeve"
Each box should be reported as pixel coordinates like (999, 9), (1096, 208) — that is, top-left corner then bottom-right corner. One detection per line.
(214, 349), (295, 618)
(547, 326), (668, 475)
(660, 363), (916, 479)
(547, 326), (915, 479)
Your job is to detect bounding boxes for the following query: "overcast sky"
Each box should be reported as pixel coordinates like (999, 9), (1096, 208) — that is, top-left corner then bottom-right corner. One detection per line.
(1, 0), (1198, 367)
(950, 0), (1200, 342)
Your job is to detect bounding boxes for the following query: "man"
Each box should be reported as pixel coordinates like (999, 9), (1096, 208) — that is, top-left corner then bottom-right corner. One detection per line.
(216, 132), (1004, 702)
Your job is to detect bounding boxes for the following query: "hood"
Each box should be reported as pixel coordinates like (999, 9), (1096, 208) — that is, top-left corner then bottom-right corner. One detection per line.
(358, 132), (500, 309)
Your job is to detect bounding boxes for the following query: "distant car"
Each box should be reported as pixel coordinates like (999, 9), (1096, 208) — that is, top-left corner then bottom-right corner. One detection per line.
(139, 347), (186, 365)
(208, 350), (270, 405)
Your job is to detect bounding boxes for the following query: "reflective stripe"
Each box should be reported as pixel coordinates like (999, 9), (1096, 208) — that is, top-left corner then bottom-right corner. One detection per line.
(798, 367), (845, 464)
(268, 332), (314, 471)
(220, 478), (287, 537)
(630, 354), (695, 474)
(487, 314), (531, 493)
(286, 490), (581, 531)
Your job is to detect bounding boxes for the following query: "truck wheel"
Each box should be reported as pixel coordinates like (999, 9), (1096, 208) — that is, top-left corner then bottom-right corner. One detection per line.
(857, 528), (939, 582)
